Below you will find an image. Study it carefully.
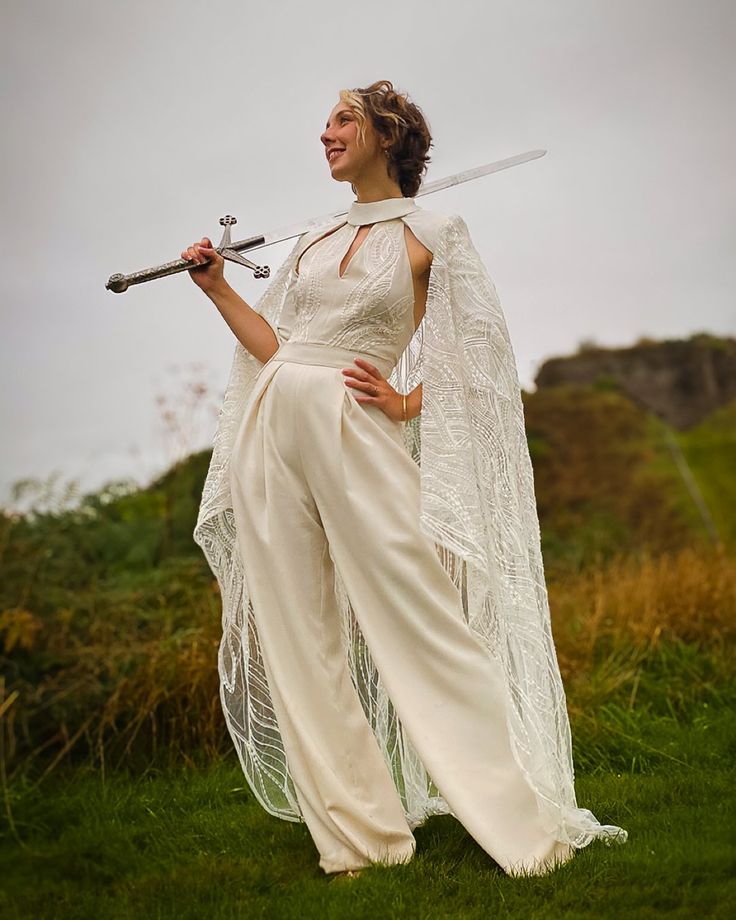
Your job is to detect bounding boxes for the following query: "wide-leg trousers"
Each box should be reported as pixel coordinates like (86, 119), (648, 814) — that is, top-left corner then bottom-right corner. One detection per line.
(229, 341), (574, 876)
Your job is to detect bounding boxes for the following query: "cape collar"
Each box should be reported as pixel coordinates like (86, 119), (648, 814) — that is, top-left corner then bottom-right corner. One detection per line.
(346, 195), (419, 226)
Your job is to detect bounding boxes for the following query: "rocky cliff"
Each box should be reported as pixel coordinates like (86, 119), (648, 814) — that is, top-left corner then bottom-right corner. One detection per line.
(533, 332), (736, 429)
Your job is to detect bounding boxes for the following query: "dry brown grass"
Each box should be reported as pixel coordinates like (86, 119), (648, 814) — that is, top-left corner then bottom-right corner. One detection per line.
(547, 543), (735, 723)
(550, 543), (734, 666)
(2, 545), (734, 782)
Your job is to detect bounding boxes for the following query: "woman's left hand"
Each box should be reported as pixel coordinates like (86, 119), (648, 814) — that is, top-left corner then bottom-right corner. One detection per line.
(341, 358), (405, 422)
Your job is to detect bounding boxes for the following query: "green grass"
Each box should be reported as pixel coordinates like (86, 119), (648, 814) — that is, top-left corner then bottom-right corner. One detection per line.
(1, 760), (732, 918)
(677, 400), (736, 547)
(2, 661), (734, 920)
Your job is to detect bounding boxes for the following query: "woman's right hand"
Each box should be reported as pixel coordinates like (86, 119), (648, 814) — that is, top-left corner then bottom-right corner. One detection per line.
(180, 237), (226, 294)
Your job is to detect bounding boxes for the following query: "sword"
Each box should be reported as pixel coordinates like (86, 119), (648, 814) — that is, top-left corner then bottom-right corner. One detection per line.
(105, 148), (546, 293)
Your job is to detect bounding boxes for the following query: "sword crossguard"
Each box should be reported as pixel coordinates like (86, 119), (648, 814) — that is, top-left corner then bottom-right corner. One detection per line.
(217, 215), (236, 249)
(215, 214), (270, 278)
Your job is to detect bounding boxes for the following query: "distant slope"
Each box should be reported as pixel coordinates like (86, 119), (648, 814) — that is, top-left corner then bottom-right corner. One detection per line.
(534, 332), (736, 429)
(675, 399), (736, 547)
(3, 336), (732, 580)
(521, 382), (733, 575)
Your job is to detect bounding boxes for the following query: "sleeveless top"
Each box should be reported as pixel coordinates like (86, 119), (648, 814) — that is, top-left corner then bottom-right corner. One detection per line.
(274, 196), (421, 373)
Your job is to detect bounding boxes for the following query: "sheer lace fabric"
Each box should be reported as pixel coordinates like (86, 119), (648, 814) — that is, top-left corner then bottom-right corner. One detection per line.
(193, 207), (629, 850)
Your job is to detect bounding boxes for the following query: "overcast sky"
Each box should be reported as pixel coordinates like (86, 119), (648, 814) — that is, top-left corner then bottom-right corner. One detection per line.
(2, 0), (734, 509)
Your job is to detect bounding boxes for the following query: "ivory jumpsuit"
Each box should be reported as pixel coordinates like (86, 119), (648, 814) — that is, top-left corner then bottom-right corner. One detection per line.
(228, 196), (574, 876)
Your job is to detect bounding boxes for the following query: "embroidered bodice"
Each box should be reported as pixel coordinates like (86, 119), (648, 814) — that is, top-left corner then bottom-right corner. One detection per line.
(274, 196), (420, 372)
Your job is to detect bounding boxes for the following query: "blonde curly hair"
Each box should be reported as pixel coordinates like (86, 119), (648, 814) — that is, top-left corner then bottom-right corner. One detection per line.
(338, 79), (433, 198)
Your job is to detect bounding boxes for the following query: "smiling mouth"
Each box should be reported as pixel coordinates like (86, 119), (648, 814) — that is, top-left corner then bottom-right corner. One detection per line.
(328, 149), (345, 163)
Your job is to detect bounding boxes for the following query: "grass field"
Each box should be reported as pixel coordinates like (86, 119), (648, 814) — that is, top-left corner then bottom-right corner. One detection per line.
(2, 634), (734, 919)
(2, 379), (735, 917)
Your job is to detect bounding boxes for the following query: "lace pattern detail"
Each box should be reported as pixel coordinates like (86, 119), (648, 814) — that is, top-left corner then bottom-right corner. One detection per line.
(193, 210), (629, 848)
(330, 227), (412, 350)
(286, 220), (416, 361)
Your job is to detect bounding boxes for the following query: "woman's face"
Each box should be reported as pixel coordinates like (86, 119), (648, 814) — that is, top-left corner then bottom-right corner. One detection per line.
(320, 101), (385, 182)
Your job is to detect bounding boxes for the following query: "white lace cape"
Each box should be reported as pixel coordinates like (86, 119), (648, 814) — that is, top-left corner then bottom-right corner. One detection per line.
(193, 209), (629, 849)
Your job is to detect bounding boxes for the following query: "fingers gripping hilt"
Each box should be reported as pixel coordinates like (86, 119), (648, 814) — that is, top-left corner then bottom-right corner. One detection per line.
(104, 213), (271, 293)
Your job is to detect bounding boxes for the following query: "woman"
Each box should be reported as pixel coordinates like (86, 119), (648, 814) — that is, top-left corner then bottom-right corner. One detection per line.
(184, 80), (628, 879)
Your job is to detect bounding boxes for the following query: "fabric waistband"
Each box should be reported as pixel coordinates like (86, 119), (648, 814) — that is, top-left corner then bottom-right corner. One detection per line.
(270, 341), (395, 379)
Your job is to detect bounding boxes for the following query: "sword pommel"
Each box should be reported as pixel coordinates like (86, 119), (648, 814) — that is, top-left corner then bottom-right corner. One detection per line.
(106, 273), (129, 293)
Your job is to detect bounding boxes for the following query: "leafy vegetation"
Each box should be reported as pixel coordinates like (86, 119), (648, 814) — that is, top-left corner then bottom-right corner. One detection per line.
(1, 365), (734, 916)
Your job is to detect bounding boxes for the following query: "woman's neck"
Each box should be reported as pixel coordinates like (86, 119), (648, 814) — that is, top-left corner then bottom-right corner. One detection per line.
(352, 178), (405, 203)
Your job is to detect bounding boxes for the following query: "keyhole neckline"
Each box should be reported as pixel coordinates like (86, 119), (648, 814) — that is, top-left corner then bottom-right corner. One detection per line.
(294, 193), (419, 280)
(294, 221), (370, 281)
(338, 222), (374, 280)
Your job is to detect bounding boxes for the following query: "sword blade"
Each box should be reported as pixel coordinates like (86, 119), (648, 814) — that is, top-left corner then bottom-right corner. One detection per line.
(105, 148), (546, 291)
(240, 148), (547, 253)
(417, 148), (546, 196)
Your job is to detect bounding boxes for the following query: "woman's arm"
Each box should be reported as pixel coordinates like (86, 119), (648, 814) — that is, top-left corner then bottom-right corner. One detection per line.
(181, 236), (280, 364)
(205, 280), (280, 365)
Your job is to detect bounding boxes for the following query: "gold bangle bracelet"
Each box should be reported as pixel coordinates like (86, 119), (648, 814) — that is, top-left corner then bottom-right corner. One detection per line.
(402, 393), (407, 421)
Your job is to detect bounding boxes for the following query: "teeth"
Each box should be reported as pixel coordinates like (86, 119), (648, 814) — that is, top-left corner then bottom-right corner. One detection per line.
(329, 149), (345, 161)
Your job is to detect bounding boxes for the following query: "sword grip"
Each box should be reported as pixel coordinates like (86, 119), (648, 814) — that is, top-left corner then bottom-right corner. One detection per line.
(105, 256), (214, 293)
(105, 232), (269, 293)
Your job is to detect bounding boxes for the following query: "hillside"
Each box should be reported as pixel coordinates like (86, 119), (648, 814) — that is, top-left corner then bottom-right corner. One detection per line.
(534, 332), (736, 429)
(3, 334), (733, 585)
(1, 332), (733, 780)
